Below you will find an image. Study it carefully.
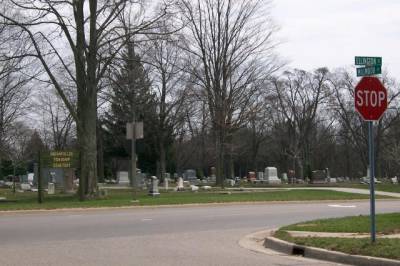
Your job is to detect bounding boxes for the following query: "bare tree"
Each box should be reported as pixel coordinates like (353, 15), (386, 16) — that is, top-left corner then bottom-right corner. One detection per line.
(0, 20), (33, 160)
(36, 91), (75, 150)
(178, 0), (281, 185)
(0, 0), (168, 198)
(141, 22), (188, 181)
(272, 68), (331, 179)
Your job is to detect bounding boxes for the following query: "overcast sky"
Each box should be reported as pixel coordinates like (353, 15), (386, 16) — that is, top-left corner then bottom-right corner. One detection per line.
(273, 0), (400, 78)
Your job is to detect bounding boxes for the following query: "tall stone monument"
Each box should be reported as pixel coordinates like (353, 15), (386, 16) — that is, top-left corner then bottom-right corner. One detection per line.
(264, 167), (281, 184)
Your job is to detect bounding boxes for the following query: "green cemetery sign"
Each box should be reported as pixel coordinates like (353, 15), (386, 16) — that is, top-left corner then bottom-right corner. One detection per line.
(40, 151), (79, 169)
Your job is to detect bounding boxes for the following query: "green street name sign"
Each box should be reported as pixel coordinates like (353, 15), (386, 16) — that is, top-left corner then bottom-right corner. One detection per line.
(356, 65), (382, 77)
(355, 56), (382, 66)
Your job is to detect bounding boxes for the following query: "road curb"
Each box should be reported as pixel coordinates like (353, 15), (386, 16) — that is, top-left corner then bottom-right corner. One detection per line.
(265, 234), (400, 266)
(2, 199), (394, 216)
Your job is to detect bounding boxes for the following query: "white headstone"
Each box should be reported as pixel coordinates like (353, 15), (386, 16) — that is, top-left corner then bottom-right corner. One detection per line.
(117, 171), (130, 185)
(264, 167), (281, 184)
(148, 176), (160, 196)
(257, 172), (264, 180)
(48, 183), (55, 194)
(164, 178), (169, 190)
(20, 183), (31, 191)
(27, 173), (34, 182)
(177, 177), (184, 191)
(281, 173), (288, 182)
(190, 185), (199, 191)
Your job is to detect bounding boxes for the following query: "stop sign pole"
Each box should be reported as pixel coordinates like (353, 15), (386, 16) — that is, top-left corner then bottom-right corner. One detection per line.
(354, 72), (388, 243)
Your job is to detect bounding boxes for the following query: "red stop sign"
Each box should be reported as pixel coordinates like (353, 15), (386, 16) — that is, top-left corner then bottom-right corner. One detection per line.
(354, 77), (387, 121)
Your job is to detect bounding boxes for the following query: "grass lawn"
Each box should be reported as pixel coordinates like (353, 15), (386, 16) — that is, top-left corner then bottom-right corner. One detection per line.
(275, 230), (400, 260)
(275, 213), (400, 260)
(0, 188), (387, 211)
(280, 212), (400, 234)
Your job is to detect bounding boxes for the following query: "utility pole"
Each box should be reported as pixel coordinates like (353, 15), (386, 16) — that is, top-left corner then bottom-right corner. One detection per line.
(128, 39), (138, 202)
(131, 119), (137, 201)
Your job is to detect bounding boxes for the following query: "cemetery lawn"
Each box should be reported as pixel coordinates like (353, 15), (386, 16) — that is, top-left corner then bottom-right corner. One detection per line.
(0, 188), (392, 211)
(274, 213), (400, 260)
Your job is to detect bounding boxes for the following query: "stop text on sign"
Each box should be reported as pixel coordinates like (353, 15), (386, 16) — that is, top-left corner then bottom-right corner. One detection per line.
(355, 90), (386, 107)
(354, 76), (387, 121)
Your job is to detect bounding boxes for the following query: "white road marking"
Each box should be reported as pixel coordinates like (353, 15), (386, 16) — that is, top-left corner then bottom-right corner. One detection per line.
(328, 204), (356, 208)
(141, 218), (153, 221)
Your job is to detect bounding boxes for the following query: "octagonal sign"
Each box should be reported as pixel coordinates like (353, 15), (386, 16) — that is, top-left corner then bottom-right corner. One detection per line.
(354, 77), (387, 121)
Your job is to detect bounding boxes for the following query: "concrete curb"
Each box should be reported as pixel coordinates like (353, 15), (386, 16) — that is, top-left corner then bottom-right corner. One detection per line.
(265, 234), (400, 266)
(2, 198), (394, 216)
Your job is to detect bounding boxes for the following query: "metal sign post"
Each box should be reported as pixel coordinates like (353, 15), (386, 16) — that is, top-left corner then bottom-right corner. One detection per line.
(127, 122), (144, 202)
(368, 121), (376, 242)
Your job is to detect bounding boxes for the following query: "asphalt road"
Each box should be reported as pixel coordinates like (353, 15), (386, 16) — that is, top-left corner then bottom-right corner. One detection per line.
(1, 200), (399, 266)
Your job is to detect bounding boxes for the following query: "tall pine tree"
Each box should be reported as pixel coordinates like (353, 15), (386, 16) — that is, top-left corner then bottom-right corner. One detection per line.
(102, 43), (158, 177)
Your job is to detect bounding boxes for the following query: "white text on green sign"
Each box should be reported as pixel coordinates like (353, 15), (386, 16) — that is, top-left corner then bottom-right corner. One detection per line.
(357, 66), (382, 77)
(355, 57), (382, 66)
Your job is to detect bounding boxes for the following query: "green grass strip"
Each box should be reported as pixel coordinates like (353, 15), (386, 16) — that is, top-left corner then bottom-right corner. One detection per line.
(0, 188), (391, 211)
(281, 213), (400, 234)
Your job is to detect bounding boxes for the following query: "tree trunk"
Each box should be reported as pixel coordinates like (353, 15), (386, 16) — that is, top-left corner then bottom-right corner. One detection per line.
(215, 128), (225, 187)
(77, 93), (98, 199)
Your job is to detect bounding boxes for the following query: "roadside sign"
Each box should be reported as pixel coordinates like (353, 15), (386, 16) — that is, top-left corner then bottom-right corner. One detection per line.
(355, 56), (382, 66)
(40, 151), (79, 169)
(126, 122), (144, 140)
(354, 77), (387, 121)
(356, 65), (382, 77)
(354, 57), (385, 243)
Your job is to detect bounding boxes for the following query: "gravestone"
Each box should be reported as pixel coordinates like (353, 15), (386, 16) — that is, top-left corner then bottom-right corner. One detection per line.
(164, 173), (171, 180)
(164, 178), (169, 190)
(328, 177), (337, 183)
(311, 170), (327, 184)
(288, 169), (295, 184)
(20, 183), (31, 191)
(27, 173), (34, 183)
(210, 167), (217, 182)
(176, 177), (184, 191)
(227, 179), (235, 186)
(183, 169), (197, 181)
(257, 172), (264, 180)
(148, 176), (160, 196)
(48, 183), (55, 194)
(117, 171), (130, 185)
(264, 167), (281, 184)
(281, 173), (288, 183)
(190, 185), (199, 191)
(247, 172), (256, 182)
(208, 175), (216, 183)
